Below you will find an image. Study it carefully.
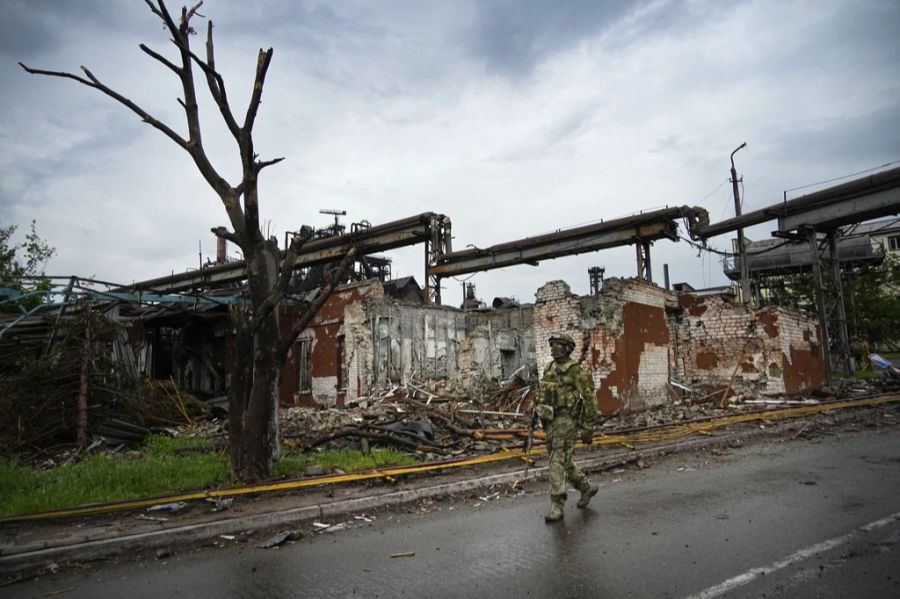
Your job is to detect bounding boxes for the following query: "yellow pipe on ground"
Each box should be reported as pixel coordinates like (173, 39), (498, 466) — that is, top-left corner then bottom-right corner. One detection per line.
(3, 394), (896, 523)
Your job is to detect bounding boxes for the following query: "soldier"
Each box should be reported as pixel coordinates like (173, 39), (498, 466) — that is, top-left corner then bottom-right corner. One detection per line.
(534, 332), (599, 522)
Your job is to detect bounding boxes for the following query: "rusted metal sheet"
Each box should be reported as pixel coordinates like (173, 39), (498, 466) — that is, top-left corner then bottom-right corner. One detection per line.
(696, 352), (719, 369)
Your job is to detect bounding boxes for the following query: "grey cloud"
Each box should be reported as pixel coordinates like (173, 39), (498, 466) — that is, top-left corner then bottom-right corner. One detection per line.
(466, 0), (633, 77)
(769, 102), (900, 166)
(785, 0), (900, 72)
(0, 1), (141, 59)
(491, 104), (597, 163)
(464, 0), (710, 78)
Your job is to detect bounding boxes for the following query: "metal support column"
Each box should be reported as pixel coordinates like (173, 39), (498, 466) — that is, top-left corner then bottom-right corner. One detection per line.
(588, 267), (605, 296)
(636, 239), (652, 282)
(824, 231), (853, 376)
(807, 230), (832, 375)
(806, 228), (853, 378)
(424, 238), (432, 304)
(425, 214), (452, 305)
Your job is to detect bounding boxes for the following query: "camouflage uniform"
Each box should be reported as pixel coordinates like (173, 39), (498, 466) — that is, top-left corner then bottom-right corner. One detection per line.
(536, 333), (599, 522)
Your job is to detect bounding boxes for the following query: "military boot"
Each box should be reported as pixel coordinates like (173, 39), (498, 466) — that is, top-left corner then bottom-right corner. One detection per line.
(577, 483), (598, 508)
(544, 497), (565, 523)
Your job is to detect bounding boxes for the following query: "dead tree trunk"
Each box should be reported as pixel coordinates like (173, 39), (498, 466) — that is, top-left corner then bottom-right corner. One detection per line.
(21, 1), (357, 482)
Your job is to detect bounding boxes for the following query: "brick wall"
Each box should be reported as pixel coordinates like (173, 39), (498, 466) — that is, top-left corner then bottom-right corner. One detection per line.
(534, 278), (825, 415)
(534, 279), (674, 414)
(281, 276), (825, 409)
(281, 280), (383, 407)
(672, 295), (825, 395)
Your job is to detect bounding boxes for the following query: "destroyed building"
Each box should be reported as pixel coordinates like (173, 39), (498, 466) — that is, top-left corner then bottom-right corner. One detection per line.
(270, 276), (824, 411)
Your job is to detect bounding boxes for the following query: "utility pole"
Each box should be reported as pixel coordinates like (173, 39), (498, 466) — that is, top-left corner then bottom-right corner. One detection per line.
(730, 142), (751, 303)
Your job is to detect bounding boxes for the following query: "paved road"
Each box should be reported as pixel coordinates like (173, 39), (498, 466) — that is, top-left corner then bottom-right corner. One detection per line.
(9, 428), (900, 598)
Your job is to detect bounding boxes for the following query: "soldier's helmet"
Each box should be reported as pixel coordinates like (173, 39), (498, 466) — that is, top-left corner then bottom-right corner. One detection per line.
(548, 332), (575, 351)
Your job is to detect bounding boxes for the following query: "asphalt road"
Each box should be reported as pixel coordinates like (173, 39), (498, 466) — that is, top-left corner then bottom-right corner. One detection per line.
(9, 427), (900, 598)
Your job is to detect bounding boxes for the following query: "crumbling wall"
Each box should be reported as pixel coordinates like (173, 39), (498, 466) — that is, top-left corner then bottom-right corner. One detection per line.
(359, 302), (534, 399)
(364, 303), (468, 392)
(673, 295), (825, 394)
(281, 280), (384, 407)
(533, 278), (824, 415)
(452, 307), (535, 395)
(535, 279), (674, 414)
(280, 275), (824, 410)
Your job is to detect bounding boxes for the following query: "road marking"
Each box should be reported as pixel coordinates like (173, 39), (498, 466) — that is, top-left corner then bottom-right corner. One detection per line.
(684, 511), (900, 599)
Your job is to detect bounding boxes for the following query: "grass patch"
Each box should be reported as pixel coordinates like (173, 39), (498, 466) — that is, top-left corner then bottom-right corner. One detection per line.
(0, 437), (419, 518)
(272, 447), (418, 478)
(0, 434), (229, 518)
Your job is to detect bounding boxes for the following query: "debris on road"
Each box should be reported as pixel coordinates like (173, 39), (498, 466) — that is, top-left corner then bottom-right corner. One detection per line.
(147, 502), (188, 513)
(257, 530), (301, 548)
(207, 497), (234, 512)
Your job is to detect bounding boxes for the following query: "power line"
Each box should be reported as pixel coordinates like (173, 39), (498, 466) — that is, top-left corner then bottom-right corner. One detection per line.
(784, 159), (900, 197)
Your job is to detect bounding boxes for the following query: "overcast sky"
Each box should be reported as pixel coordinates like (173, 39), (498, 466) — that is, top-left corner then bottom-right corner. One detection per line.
(2, 0), (899, 305)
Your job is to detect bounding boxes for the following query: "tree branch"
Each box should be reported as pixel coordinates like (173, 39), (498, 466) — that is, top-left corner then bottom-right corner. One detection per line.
(256, 156), (285, 172)
(198, 20), (242, 139)
(244, 48), (273, 133)
(210, 226), (242, 247)
(277, 247), (358, 360)
(255, 226), (314, 320)
(221, 190), (248, 241)
(19, 63), (190, 151)
(139, 43), (182, 75)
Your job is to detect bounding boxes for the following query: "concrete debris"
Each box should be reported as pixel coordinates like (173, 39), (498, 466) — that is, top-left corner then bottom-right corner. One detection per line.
(257, 530), (301, 548)
(207, 497), (234, 512)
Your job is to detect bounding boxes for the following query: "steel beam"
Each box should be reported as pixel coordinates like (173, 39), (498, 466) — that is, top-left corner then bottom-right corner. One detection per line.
(428, 220), (674, 278)
(698, 166), (900, 238)
(636, 239), (652, 281)
(126, 213), (443, 293)
(778, 186), (900, 232)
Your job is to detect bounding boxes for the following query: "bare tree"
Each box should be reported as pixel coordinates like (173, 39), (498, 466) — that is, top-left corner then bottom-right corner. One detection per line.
(21, 0), (356, 481)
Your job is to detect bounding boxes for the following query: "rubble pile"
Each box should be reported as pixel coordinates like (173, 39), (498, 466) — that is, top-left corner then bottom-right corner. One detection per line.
(272, 372), (900, 461)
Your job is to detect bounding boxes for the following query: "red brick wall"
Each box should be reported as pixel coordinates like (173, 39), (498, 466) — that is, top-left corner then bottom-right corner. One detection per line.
(279, 280), (383, 407)
(534, 279), (674, 415)
(534, 279), (826, 415)
(673, 295), (825, 395)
